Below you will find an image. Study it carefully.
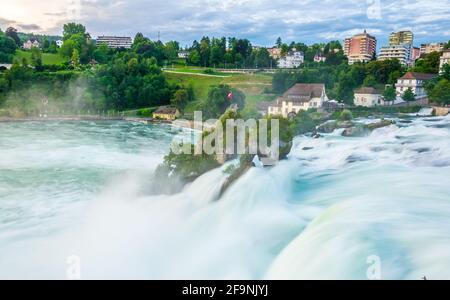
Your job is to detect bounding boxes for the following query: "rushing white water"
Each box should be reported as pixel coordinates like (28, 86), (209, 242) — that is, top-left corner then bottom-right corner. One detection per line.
(0, 116), (450, 279)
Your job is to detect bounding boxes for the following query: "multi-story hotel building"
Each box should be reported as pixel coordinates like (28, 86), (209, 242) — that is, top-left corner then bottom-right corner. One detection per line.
(344, 30), (377, 64)
(389, 31), (414, 46)
(378, 44), (412, 66)
(96, 36), (133, 49)
(420, 43), (445, 55)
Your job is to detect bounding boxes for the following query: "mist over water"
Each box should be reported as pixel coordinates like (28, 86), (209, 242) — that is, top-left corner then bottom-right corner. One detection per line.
(1, 116), (450, 279)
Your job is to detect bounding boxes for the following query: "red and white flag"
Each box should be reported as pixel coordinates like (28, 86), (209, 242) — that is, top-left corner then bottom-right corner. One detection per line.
(227, 92), (234, 101)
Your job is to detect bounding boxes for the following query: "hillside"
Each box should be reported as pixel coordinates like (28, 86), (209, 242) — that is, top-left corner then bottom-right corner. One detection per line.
(164, 70), (275, 115)
(14, 50), (66, 65)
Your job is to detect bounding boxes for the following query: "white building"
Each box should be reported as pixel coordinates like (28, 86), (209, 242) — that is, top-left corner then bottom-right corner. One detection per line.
(56, 40), (64, 48)
(178, 51), (190, 59)
(440, 50), (450, 74)
(314, 54), (326, 63)
(395, 72), (436, 99)
(22, 40), (40, 50)
(420, 43), (445, 55)
(354, 87), (386, 107)
(96, 36), (133, 49)
(278, 51), (304, 69)
(378, 44), (412, 66)
(268, 83), (328, 118)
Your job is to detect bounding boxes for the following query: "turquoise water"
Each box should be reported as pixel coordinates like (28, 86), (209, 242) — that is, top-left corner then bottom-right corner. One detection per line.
(0, 117), (450, 279)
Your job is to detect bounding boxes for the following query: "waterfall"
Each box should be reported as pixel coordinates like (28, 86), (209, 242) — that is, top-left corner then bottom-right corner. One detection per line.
(1, 116), (450, 279)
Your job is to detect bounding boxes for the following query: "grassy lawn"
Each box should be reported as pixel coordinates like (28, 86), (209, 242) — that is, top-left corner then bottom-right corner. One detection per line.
(165, 71), (275, 115)
(14, 50), (66, 65)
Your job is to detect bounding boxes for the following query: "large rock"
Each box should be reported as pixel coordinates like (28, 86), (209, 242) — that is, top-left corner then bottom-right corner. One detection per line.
(433, 107), (449, 117)
(317, 121), (337, 133)
(367, 119), (395, 130)
(342, 126), (370, 137)
(342, 120), (395, 137)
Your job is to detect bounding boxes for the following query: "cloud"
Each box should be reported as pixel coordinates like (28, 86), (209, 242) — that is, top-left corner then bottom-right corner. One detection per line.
(0, 17), (17, 29)
(17, 23), (42, 31)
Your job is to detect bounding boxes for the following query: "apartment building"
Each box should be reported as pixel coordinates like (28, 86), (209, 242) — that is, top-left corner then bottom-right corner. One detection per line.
(378, 44), (411, 66)
(389, 31), (414, 46)
(96, 36), (133, 49)
(344, 30), (377, 64)
(420, 43), (445, 55)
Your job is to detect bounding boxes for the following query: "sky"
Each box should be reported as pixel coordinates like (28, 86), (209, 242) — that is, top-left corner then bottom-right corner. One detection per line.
(1, 0), (449, 48)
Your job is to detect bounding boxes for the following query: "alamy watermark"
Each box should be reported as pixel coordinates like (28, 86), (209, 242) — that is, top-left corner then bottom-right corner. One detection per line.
(366, 0), (382, 20)
(170, 111), (281, 161)
(366, 255), (382, 280)
(66, 255), (81, 280)
(67, 0), (82, 20)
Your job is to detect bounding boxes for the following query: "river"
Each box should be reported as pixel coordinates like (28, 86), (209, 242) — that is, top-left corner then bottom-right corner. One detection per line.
(0, 116), (450, 279)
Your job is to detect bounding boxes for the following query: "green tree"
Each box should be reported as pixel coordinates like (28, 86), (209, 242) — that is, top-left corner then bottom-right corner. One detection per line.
(30, 47), (43, 71)
(412, 52), (441, 74)
(164, 41), (180, 61)
(428, 79), (450, 105)
(5, 27), (21, 46)
(402, 88), (415, 102)
(63, 23), (86, 41)
(171, 89), (190, 110)
(276, 37), (282, 48)
(383, 86), (397, 103)
(340, 109), (353, 121)
(203, 84), (245, 118)
(188, 50), (201, 65)
(71, 48), (80, 68)
(363, 75), (377, 87)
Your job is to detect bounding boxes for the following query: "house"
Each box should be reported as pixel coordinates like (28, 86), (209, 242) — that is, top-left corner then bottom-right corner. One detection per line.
(22, 39), (40, 50)
(440, 50), (450, 74)
(56, 40), (64, 48)
(395, 72), (437, 99)
(278, 51), (304, 69)
(153, 107), (181, 120)
(314, 54), (326, 63)
(268, 83), (328, 118)
(96, 36), (133, 49)
(267, 47), (282, 59)
(178, 51), (190, 59)
(354, 87), (386, 107)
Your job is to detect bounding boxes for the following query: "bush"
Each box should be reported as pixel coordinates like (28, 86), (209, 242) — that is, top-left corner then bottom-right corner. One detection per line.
(137, 108), (155, 117)
(340, 109), (353, 121)
(203, 68), (214, 75)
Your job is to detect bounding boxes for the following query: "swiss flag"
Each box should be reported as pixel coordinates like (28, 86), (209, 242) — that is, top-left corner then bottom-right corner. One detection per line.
(227, 92), (234, 101)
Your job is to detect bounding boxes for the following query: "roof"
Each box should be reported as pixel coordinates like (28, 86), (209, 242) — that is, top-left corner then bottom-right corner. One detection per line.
(154, 107), (179, 115)
(399, 72), (437, 80)
(258, 101), (279, 110)
(282, 83), (325, 103)
(354, 87), (382, 95)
